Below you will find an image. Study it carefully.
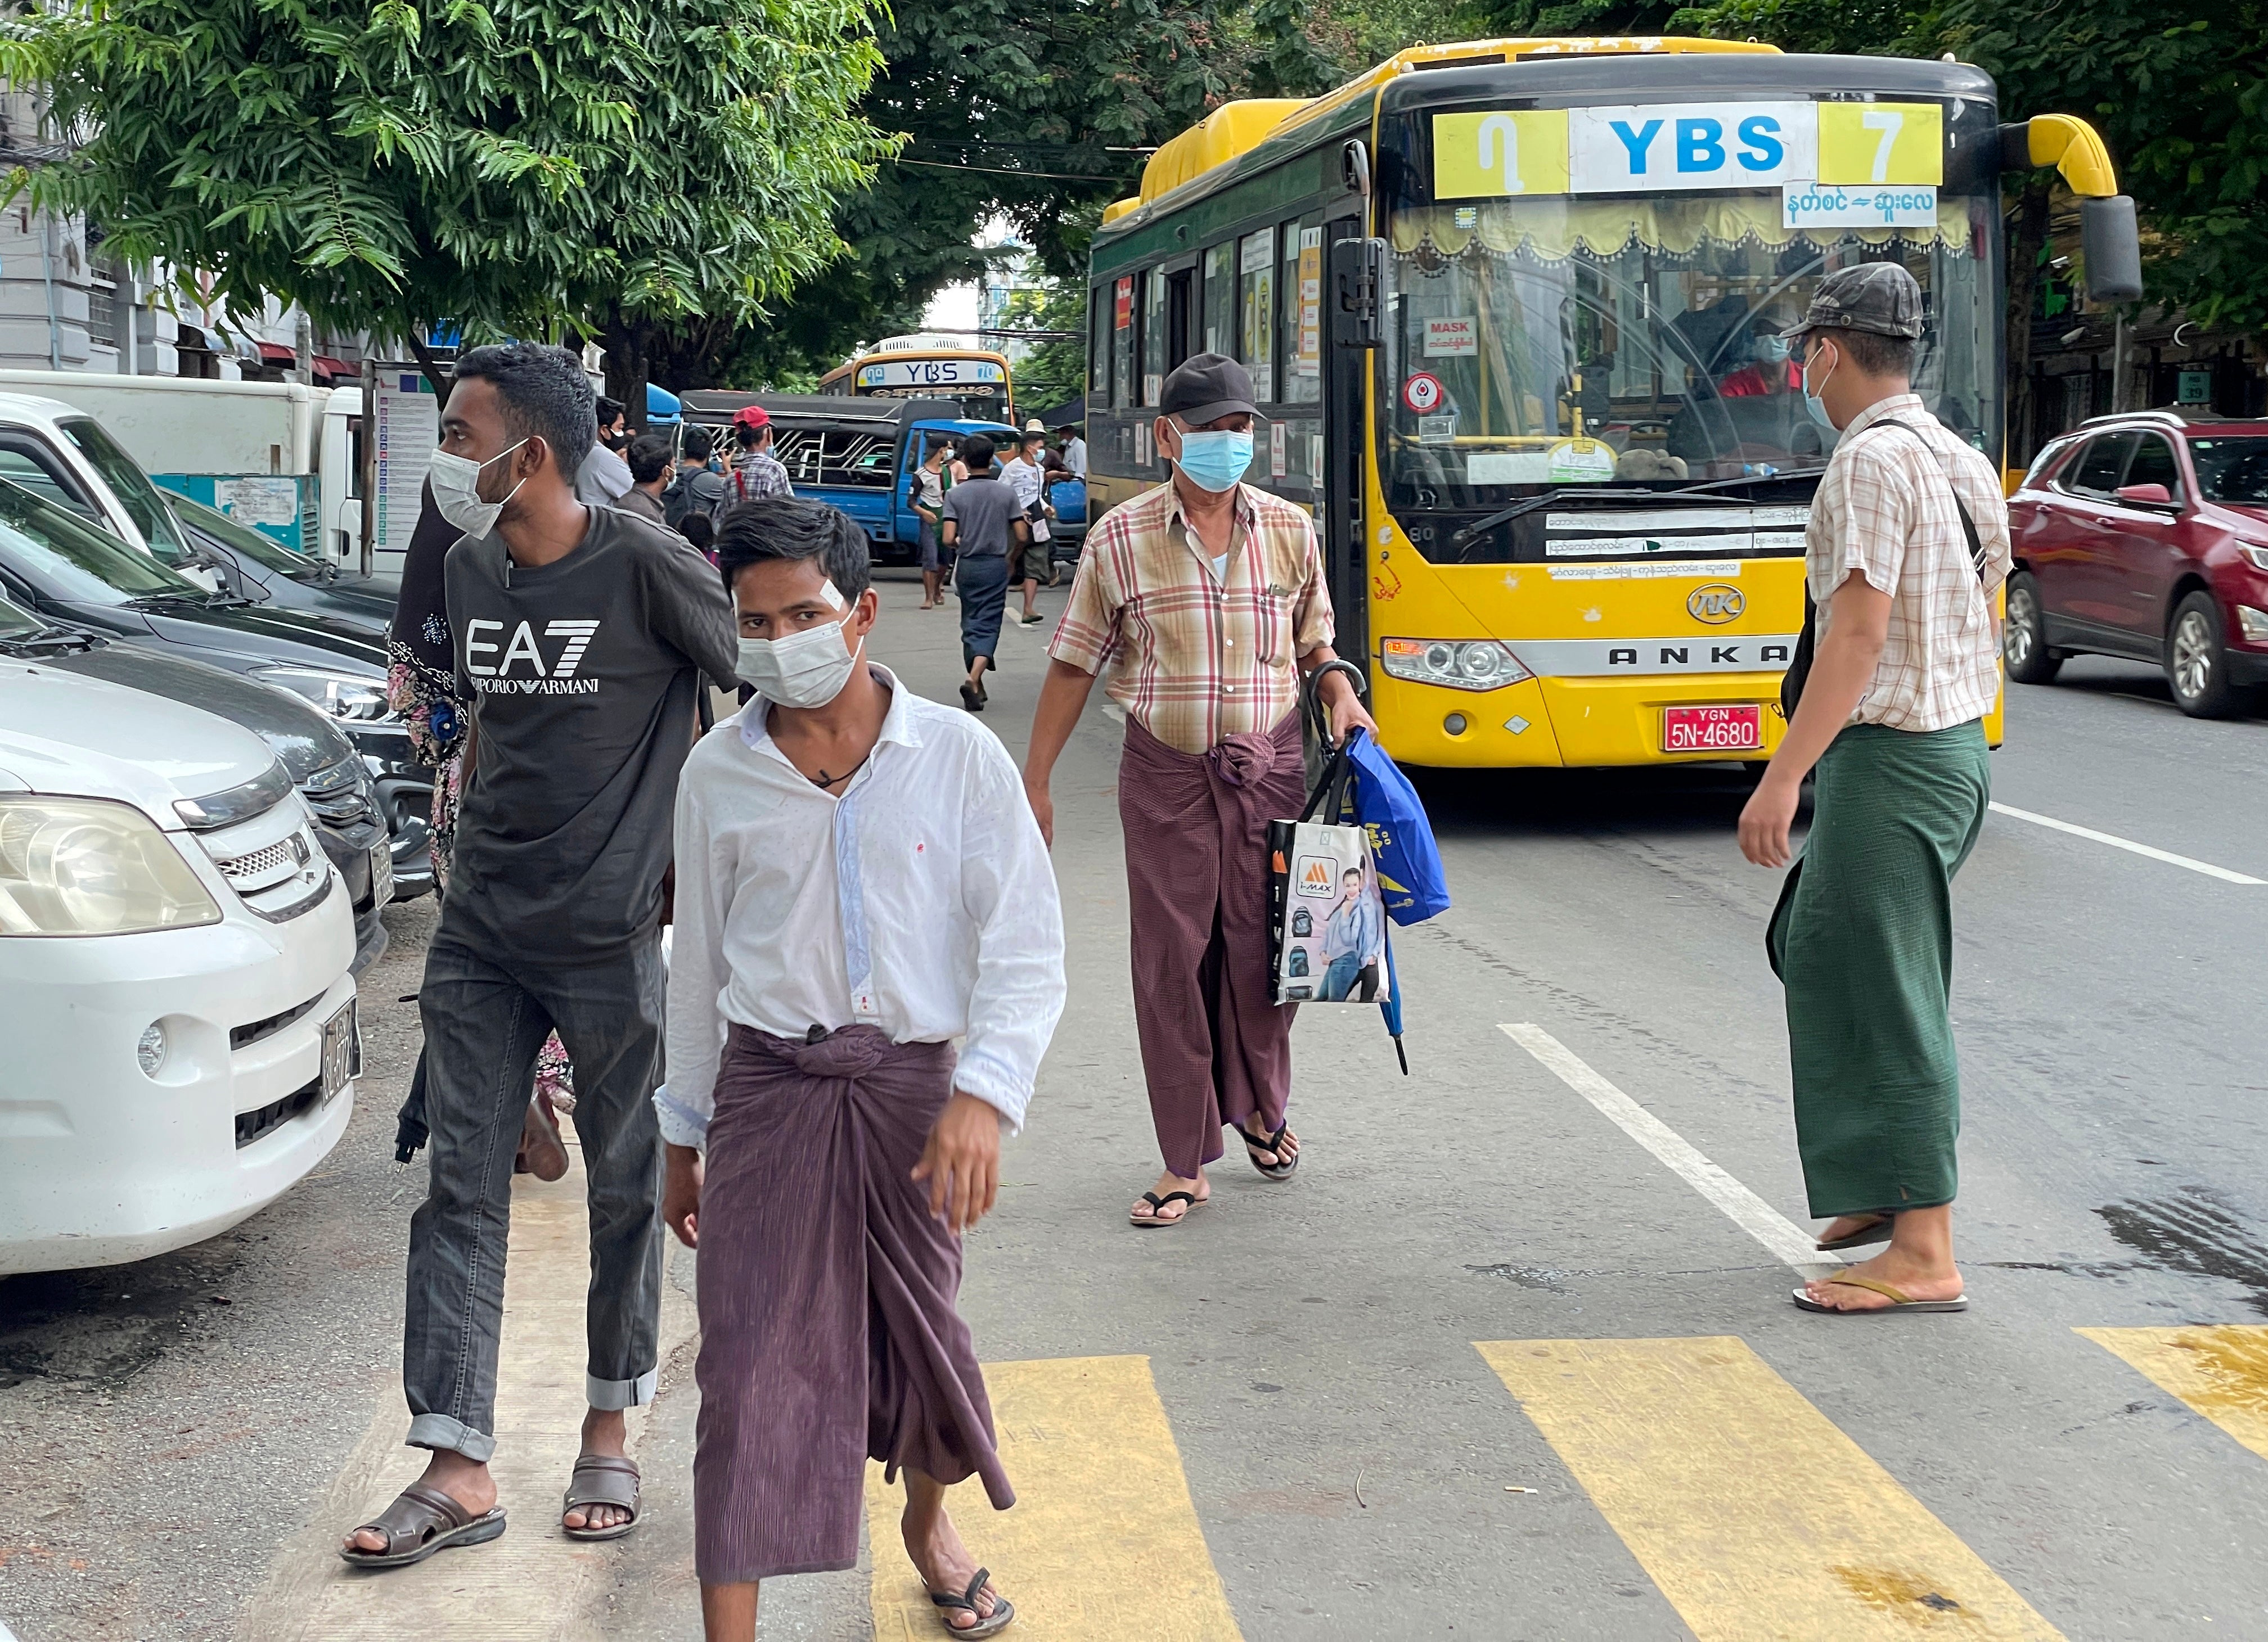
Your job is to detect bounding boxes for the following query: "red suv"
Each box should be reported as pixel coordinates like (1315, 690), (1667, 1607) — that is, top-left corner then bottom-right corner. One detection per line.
(2005, 411), (2268, 716)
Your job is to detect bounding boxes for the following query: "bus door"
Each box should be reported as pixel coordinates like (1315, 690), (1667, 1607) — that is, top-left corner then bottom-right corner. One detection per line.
(1323, 213), (1373, 673)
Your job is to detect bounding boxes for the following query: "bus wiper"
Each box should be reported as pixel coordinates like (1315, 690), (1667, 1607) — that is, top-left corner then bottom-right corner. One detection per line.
(1449, 486), (1742, 556)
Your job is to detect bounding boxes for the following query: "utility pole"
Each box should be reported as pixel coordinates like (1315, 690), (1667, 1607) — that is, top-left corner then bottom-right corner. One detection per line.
(359, 339), (377, 577)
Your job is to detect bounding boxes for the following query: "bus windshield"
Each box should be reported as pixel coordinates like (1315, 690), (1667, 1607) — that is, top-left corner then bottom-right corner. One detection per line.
(1382, 187), (2000, 557)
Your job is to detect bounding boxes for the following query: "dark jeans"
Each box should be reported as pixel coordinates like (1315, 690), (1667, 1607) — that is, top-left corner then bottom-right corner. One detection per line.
(402, 930), (667, 1460)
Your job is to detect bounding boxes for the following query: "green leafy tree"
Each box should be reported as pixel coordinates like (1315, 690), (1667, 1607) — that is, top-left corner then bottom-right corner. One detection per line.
(1, 0), (893, 416)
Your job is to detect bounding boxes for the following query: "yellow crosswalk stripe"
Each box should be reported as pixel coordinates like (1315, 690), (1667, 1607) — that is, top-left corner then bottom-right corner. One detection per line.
(2076, 1325), (2268, 1462)
(865, 1354), (1243, 1640)
(1477, 1337), (2064, 1640)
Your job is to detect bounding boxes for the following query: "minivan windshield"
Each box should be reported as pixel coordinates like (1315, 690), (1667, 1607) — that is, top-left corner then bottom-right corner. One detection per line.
(0, 475), (206, 605)
(2188, 437), (2268, 504)
(57, 416), (196, 562)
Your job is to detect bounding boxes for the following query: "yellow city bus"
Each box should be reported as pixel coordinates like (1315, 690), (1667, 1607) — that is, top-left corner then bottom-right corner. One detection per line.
(1085, 38), (2139, 767)
(818, 334), (1015, 426)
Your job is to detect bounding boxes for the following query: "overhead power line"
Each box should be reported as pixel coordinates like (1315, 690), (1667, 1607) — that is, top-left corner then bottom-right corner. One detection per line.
(892, 157), (1138, 181)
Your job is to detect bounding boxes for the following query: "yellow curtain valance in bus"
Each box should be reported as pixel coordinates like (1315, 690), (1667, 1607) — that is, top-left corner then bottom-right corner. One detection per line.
(1389, 196), (1973, 260)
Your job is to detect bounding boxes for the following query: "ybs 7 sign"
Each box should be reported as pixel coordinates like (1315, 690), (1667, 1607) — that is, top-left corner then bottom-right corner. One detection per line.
(1434, 102), (1942, 199)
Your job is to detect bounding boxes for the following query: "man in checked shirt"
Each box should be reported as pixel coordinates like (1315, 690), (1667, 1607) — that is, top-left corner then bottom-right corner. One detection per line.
(1022, 353), (1375, 1229)
(1736, 263), (2013, 1318)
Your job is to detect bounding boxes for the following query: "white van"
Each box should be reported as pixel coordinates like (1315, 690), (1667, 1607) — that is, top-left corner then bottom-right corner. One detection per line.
(0, 663), (358, 1274)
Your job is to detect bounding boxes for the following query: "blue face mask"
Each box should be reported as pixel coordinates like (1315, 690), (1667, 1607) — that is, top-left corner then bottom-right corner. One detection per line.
(1802, 340), (1839, 429)
(1173, 427), (1254, 493)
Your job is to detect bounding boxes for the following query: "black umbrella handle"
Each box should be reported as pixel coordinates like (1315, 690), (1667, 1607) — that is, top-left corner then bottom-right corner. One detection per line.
(1303, 657), (1370, 754)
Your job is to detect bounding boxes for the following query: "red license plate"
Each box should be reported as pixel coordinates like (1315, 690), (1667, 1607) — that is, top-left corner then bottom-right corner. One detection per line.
(1663, 703), (1763, 753)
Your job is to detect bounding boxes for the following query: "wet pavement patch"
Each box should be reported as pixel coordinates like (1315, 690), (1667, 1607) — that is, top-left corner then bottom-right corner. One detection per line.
(1467, 1263), (1574, 1293)
(2097, 1188), (2268, 1316)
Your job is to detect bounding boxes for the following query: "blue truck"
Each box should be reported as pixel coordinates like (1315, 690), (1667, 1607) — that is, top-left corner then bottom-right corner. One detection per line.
(679, 391), (1015, 566)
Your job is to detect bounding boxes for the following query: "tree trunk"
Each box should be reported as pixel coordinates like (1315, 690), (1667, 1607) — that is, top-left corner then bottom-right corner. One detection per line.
(2004, 177), (2051, 470)
(405, 332), (454, 408)
(602, 310), (652, 434)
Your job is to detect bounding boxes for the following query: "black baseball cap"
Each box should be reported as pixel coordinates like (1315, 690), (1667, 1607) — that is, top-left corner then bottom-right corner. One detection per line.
(1781, 263), (1925, 342)
(1159, 353), (1257, 426)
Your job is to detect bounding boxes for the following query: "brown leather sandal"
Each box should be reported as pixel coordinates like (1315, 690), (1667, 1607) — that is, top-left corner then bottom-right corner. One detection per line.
(562, 1453), (641, 1541)
(339, 1483), (507, 1568)
(515, 1095), (569, 1183)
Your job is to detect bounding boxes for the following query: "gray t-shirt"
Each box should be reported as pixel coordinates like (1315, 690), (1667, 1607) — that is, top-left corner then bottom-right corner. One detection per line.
(444, 506), (738, 962)
(941, 473), (1020, 557)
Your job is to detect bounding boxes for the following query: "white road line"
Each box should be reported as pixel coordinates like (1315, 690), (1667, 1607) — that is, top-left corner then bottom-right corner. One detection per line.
(1500, 1023), (1838, 1274)
(1987, 801), (2265, 885)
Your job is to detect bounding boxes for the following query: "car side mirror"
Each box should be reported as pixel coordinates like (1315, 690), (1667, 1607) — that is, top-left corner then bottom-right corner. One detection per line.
(2114, 482), (2174, 507)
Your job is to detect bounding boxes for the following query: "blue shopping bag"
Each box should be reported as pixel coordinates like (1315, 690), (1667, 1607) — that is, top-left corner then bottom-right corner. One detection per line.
(1341, 728), (1450, 926)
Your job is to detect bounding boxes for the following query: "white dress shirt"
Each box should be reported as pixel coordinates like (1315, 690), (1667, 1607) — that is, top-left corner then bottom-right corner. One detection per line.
(655, 665), (1065, 1149)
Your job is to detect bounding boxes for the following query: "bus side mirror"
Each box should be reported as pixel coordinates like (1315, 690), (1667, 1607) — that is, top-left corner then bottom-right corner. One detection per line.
(2081, 196), (2143, 304)
(1330, 237), (1387, 350)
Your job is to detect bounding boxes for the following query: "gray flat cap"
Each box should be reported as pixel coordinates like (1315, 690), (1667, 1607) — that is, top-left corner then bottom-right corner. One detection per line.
(1781, 263), (1925, 341)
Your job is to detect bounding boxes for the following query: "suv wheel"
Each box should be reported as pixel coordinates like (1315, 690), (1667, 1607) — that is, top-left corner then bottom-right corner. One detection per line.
(2165, 589), (2250, 718)
(2003, 571), (2061, 684)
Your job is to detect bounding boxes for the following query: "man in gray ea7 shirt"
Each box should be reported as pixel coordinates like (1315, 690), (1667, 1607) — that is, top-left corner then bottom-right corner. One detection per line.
(345, 344), (737, 1563)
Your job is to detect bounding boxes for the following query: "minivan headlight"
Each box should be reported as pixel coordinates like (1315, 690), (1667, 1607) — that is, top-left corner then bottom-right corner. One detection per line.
(254, 665), (394, 723)
(0, 797), (222, 935)
(1380, 637), (1533, 692)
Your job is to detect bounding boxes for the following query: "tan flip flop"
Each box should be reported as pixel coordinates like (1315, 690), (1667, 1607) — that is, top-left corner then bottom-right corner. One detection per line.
(1814, 1213), (1894, 1252)
(1792, 1274), (1968, 1314)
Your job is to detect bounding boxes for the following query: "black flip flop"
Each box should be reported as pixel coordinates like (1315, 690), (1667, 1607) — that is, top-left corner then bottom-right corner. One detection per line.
(930, 1567), (1014, 1637)
(1815, 1214), (1895, 1252)
(1130, 1190), (1202, 1228)
(960, 682), (985, 714)
(1236, 1121), (1299, 1181)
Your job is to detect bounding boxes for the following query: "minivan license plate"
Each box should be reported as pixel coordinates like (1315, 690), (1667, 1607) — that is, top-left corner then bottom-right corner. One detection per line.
(320, 1000), (358, 1103)
(370, 841), (394, 907)
(1663, 703), (1763, 752)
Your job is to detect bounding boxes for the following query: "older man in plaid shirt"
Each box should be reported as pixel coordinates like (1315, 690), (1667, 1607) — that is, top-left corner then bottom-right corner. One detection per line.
(1738, 263), (2012, 1319)
(1023, 353), (1373, 1229)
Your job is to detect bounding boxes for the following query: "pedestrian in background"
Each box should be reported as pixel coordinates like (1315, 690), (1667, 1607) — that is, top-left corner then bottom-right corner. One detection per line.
(345, 342), (739, 1569)
(727, 405), (793, 501)
(576, 396), (635, 509)
(659, 497), (1063, 1641)
(1055, 423), (1086, 480)
(1738, 264), (2011, 1317)
(620, 434), (674, 527)
(939, 433), (1025, 715)
(665, 427), (734, 531)
(1022, 354), (1374, 1228)
(1000, 428), (1051, 622)
(915, 438), (951, 610)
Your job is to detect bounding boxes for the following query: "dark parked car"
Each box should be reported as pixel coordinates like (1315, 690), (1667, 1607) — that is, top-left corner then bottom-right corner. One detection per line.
(2006, 411), (2268, 717)
(0, 592), (392, 972)
(0, 475), (433, 895)
(165, 492), (398, 630)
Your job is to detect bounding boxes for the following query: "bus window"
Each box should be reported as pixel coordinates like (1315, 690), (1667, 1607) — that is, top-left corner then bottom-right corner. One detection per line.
(1239, 228), (1276, 401)
(1111, 276), (1136, 410)
(1281, 220), (1323, 406)
(1167, 269), (1194, 371)
(1090, 287), (1110, 400)
(1141, 267), (1168, 404)
(1202, 244), (1235, 356)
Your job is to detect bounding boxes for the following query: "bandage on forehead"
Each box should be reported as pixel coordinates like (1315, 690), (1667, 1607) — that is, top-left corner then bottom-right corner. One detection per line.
(817, 579), (845, 610)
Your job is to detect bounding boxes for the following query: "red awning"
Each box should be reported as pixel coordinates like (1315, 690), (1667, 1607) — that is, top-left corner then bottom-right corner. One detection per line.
(313, 355), (357, 380)
(255, 341), (296, 364)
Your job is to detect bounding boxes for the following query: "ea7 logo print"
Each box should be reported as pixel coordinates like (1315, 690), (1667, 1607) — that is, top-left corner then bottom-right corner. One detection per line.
(463, 618), (605, 694)
(1687, 584), (1744, 624)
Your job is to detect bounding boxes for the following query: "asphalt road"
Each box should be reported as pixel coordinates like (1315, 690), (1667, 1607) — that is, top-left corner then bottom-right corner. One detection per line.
(4, 574), (2265, 1641)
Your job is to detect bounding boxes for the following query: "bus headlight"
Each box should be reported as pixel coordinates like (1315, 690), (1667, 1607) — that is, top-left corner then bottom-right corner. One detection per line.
(1380, 638), (1533, 692)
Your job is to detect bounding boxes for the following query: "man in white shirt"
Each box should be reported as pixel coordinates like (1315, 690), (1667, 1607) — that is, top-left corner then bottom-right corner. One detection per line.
(1054, 425), (1087, 480)
(658, 496), (1064, 1641)
(1000, 430), (1052, 625)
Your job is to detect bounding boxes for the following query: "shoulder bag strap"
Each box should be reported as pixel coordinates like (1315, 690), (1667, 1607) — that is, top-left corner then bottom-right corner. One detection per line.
(1868, 417), (1988, 580)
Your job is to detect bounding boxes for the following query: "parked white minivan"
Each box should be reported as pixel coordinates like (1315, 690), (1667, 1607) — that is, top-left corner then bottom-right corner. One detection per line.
(0, 663), (358, 1274)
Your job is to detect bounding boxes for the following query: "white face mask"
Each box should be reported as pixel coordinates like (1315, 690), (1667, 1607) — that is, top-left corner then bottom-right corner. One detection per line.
(428, 439), (529, 538)
(735, 610), (865, 709)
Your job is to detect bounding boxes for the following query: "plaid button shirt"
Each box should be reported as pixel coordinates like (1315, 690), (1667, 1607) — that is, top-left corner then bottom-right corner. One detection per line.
(1808, 394), (2013, 732)
(1048, 481), (1335, 754)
